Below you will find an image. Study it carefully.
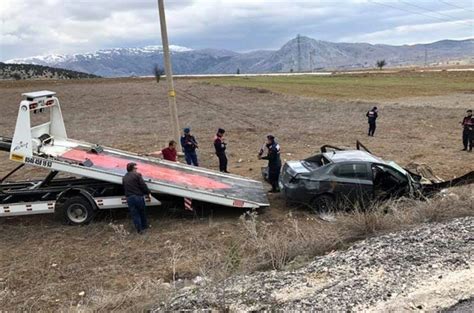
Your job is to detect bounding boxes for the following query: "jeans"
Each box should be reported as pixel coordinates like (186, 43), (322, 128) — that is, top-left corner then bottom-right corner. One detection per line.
(216, 153), (228, 172)
(185, 151), (199, 166)
(126, 195), (148, 233)
(368, 122), (376, 136)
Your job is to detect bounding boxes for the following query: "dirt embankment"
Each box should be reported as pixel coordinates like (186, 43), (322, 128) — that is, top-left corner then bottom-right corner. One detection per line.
(162, 217), (474, 311)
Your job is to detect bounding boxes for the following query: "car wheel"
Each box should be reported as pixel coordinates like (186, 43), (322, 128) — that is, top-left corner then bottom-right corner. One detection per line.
(310, 194), (336, 214)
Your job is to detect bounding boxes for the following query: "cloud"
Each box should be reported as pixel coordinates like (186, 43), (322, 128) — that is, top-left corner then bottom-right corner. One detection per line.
(341, 19), (474, 45)
(1, 0), (473, 61)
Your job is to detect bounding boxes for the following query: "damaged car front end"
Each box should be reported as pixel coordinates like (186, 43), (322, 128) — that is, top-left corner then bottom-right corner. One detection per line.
(278, 141), (473, 212)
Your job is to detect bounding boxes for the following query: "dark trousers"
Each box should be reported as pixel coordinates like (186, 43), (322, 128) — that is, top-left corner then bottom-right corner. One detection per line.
(216, 152), (228, 172)
(184, 151), (199, 166)
(126, 195), (148, 233)
(268, 168), (280, 191)
(462, 129), (473, 150)
(368, 122), (376, 136)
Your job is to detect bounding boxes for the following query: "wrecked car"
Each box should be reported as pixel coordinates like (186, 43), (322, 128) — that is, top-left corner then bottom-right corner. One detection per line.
(278, 141), (474, 212)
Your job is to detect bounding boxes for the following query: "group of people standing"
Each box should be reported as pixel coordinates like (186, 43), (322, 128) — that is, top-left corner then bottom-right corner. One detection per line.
(153, 127), (281, 192)
(156, 127), (281, 183)
(123, 128), (282, 233)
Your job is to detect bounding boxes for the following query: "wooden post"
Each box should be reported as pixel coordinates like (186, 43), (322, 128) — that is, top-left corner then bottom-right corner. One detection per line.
(157, 0), (180, 145)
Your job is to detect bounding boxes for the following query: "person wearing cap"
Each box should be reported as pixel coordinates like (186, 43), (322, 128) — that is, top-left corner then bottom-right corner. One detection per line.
(461, 109), (473, 152)
(258, 135), (282, 193)
(122, 162), (151, 234)
(214, 128), (228, 173)
(180, 127), (199, 166)
(366, 106), (378, 136)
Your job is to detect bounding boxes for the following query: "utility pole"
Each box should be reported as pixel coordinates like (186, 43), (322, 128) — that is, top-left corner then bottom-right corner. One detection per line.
(297, 34), (302, 72)
(424, 47), (428, 67)
(309, 49), (316, 72)
(157, 0), (180, 145)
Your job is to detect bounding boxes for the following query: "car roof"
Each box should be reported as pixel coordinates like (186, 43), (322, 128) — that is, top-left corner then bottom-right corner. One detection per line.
(323, 150), (385, 164)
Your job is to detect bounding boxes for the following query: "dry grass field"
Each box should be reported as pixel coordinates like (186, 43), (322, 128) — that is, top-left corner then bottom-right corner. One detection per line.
(0, 71), (473, 310)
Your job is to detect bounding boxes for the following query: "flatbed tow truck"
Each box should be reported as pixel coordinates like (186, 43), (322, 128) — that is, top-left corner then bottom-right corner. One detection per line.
(0, 91), (269, 224)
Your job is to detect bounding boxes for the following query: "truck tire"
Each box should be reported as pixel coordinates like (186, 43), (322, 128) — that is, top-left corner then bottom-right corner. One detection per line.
(60, 196), (96, 225)
(310, 194), (336, 214)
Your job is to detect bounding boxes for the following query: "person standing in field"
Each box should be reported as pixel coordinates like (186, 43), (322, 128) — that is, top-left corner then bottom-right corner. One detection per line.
(122, 162), (150, 234)
(214, 128), (228, 173)
(461, 109), (473, 152)
(180, 127), (199, 166)
(366, 106), (378, 136)
(258, 135), (282, 193)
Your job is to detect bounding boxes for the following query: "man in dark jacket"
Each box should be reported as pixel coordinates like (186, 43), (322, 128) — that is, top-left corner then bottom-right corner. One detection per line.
(122, 162), (151, 234)
(180, 127), (199, 166)
(258, 135), (282, 193)
(366, 106), (378, 136)
(461, 109), (473, 152)
(214, 128), (228, 173)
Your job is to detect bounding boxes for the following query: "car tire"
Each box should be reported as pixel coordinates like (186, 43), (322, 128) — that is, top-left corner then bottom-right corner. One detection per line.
(310, 194), (336, 214)
(60, 196), (95, 225)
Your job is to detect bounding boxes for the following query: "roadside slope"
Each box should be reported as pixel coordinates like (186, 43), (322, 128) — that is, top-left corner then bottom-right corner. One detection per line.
(163, 217), (474, 311)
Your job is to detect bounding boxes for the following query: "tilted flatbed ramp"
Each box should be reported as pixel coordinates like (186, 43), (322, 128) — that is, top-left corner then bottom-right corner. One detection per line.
(8, 91), (269, 209)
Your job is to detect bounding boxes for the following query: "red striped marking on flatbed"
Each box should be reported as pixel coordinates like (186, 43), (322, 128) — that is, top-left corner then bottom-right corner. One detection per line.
(61, 149), (230, 190)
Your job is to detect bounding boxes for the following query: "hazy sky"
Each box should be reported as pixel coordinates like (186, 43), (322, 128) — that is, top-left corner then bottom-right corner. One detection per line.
(1, 0), (473, 61)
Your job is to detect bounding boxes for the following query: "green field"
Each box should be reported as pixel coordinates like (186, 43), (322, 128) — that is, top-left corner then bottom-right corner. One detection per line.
(202, 71), (474, 100)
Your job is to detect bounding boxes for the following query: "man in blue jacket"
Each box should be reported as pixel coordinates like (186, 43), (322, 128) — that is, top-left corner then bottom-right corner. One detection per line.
(180, 127), (199, 166)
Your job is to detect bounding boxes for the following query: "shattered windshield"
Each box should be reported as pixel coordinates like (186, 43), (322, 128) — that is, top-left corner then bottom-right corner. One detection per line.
(388, 161), (408, 176)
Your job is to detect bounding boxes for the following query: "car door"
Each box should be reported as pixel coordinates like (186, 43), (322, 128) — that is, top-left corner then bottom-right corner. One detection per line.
(331, 162), (373, 208)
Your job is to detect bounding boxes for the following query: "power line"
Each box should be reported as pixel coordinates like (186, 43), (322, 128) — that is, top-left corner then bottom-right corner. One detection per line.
(369, 1), (473, 28)
(437, 0), (474, 13)
(398, 0), (473, 26)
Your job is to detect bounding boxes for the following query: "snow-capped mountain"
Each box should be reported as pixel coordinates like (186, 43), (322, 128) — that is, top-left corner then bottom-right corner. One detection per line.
(6, 38), (473, 77)
(6, 45), (192, 67)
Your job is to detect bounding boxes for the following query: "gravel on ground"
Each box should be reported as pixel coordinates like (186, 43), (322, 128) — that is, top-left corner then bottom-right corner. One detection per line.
(161, 217), (474, 311)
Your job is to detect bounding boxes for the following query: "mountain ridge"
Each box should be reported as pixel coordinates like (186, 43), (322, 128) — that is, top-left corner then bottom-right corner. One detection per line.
(6, 37), (473, 77)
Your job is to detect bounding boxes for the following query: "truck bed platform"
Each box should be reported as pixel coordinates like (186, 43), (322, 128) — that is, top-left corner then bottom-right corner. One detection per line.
(37, 139), (269, 208)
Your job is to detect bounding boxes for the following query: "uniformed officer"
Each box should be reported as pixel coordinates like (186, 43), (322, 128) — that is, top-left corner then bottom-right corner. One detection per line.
(461, 109), (473, 152)
(258, 135), (282, 193)
(366, 106), (378, 136)
(180, 127), (199, 166)
(214, 128), (228, 172)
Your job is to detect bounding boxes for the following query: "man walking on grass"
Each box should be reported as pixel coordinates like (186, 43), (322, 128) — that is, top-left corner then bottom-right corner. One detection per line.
(366, 106), (378, 136)
(123, 162), (150, 234)
(461, 109), (473, 152)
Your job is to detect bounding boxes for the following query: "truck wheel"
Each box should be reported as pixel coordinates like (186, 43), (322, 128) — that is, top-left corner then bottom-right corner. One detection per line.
(61, 196), (95, 225)
(310, 194), (336, 214)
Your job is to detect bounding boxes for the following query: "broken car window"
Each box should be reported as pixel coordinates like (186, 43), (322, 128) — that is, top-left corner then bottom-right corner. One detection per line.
(334, 164), (369, 179)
